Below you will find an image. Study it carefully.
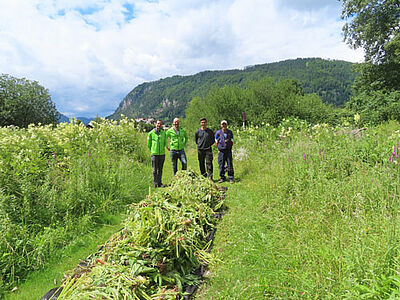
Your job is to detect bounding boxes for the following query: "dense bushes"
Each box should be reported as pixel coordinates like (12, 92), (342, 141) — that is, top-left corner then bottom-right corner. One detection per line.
(0, 118), (149, 296)
(185, 77), (343, 132)
(0, 74), (59, 127)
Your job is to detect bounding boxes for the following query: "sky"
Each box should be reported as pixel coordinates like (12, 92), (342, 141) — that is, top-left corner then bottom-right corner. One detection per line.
(0, 0), (364, 118)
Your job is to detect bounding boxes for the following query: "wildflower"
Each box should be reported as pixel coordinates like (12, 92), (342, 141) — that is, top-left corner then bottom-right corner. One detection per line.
(53, 149), (57, 160)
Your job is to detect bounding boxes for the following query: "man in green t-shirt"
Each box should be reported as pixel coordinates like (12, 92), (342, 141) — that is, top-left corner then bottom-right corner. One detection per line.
(166, 118), (188, 175)
(147, 120), (168, 187)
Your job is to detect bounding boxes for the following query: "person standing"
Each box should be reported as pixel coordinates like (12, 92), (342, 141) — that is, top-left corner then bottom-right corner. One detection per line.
(195, 117), (214, 180)
(167, 118), (188, 175)
(215, 120), (234, 183)
(147, 120), (168, 188)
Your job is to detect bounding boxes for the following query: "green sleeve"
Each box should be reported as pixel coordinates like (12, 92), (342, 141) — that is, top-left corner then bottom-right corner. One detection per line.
(147, 132), (152, 150)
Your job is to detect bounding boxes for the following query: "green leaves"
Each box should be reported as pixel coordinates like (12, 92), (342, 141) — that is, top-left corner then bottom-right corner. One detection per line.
(185, 77), (336, 130)
(56, 171), (225, 299)
(0, 74), (58, 127)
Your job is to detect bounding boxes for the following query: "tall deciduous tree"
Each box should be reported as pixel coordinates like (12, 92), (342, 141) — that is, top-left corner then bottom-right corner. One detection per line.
(341, 0), (400, 124)
(341, 0), (400, 64)
(0, 74), (59, 127)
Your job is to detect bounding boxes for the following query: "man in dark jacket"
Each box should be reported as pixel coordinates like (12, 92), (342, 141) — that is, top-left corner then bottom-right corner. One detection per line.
(195, 118), (214, 180)
(215, 120), (234, 183)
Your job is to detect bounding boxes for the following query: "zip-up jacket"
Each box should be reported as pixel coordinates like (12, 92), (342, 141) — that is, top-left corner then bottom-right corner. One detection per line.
(167, 127), (188, 151)
(147, 129), (168, 155)
(215, 129), (234, 151)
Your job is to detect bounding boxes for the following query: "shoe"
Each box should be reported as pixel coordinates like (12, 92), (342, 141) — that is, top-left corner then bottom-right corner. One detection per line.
(159, 184), (166, 188)
(229, 179), (234, 184)
(218, 178), (225, 183)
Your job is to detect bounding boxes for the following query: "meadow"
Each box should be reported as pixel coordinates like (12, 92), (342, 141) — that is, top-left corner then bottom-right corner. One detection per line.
(197, 119), (400, 299)
(2, 118), (400, 299)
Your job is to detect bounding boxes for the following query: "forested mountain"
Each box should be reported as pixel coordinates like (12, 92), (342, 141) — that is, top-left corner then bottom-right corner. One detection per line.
(109, 58), (356, 122)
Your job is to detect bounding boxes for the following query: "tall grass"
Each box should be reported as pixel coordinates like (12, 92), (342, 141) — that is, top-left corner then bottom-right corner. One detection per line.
(0, 119), (150, 297)
(197, 119), (400, 299)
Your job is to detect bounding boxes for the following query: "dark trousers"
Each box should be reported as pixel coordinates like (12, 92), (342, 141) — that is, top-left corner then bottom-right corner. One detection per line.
(151, 155), (165, 187)
(198, 148), (213, 178)
(170, 150), (187, 175)
(218, 150), (234, 180)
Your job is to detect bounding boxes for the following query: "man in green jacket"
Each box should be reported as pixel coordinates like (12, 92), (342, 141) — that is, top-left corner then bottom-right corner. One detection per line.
(167, 118), (188, 175)
(147, 120), (168, 187)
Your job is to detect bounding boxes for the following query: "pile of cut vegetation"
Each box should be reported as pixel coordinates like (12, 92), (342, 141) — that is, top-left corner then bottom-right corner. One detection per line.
(47, 170), (225, 300)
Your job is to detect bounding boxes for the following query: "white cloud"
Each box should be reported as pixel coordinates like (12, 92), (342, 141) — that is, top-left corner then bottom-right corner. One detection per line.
(0, 0), (364, 118)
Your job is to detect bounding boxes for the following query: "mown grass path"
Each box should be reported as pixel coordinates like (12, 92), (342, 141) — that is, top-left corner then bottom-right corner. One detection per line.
(195, 153), (274, 299)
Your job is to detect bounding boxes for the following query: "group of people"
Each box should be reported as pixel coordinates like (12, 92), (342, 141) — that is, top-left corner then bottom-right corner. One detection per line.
(146, 117), (235, 188)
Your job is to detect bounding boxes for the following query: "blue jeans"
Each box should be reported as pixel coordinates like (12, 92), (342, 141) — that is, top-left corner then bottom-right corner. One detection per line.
(170, 149), (187, 175)
(218, 150), (234, 180)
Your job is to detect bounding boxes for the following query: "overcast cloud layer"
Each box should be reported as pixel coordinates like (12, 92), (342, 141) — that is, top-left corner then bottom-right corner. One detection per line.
(0, 0), (364, 118)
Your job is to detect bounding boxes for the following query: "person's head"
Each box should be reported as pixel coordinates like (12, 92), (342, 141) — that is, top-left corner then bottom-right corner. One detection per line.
(221, 120), (228, 130)
(156, 119), (162, 131)
(173, 118), (180, 129)
(200, 117), (207, 129)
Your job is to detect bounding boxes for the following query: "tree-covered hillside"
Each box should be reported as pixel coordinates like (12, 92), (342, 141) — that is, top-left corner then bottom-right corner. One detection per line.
(109, 58), (356, 122)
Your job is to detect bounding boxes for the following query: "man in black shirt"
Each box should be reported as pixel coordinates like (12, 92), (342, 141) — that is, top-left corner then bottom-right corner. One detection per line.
(195, 118), (215, 180)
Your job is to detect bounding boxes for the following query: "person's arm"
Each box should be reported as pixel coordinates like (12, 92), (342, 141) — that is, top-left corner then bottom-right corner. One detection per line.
(215, 131), (219, 147)
(230, 130), (234, 147)
(166, 129), (170, 151)
(194, 130), (198, 146)
(147, 132), (152, 150)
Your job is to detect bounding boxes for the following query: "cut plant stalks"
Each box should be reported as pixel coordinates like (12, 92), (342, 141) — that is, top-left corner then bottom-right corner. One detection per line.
(52, 170), (226, 299)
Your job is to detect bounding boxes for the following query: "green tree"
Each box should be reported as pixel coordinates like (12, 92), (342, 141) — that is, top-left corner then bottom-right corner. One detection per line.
(0, 74), (59, 127)
(185, 77), (336, 129)
(341, 0), (400, 63)
(341, 0), (400, 124)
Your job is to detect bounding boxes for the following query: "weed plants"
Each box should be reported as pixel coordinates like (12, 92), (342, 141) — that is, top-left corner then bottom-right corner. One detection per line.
(197, 119), (400, 299)
(0, 118), (150, 297)
(53, 171), (225, 299)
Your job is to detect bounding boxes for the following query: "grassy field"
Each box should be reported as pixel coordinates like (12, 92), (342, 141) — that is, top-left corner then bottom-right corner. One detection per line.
(4, 120), (400, 299)
(196, 120), (400, 299)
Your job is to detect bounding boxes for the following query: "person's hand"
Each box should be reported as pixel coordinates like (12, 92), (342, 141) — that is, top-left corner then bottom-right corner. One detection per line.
(167, 147), (170, 151)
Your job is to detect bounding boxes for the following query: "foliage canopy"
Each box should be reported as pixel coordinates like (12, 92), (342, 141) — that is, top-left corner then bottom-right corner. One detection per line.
(0, 74), (58, 127)
(185, 77), (345, 132)
(341, 0), (400, 124)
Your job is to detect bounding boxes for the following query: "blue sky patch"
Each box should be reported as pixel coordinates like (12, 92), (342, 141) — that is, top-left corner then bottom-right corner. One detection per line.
(57, 9), (66, 16)
(76, 5), (103, 16)
(123, 3), (135, 22)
